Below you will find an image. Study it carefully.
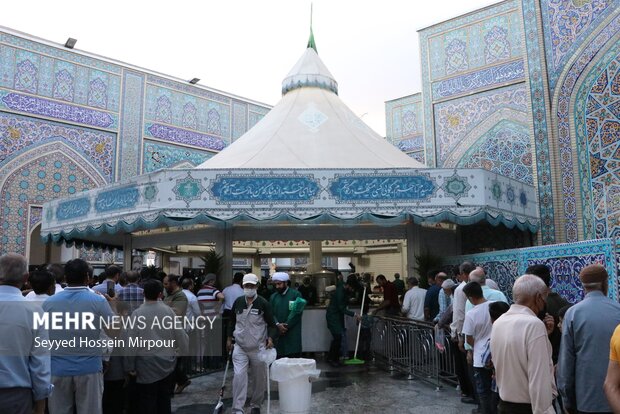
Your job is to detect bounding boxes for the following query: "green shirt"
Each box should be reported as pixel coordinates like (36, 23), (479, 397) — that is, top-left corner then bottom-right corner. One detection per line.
(326, 281), (354, 335)
(270, 288), (305, 356)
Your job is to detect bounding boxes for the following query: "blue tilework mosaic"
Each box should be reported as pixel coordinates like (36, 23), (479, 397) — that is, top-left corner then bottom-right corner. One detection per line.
(0, 143), (106, 255)
(0, 43), (121, 112)
(521, 0), (556, 244)
(541, 0), (617, 92)
(446, 238), (618, 303)
(0, 112), (115, 181)
(574, 42), (620, 240)
(0, 90), (117, 129)
(145, 84), (231, 142)
(119, 71), (145, 181)
(433, 83), (529, 167)
(142, 140), (214, 173)
(426, 6), (523, 80)
(0, 28), (270, 258)
(555, 13), (620, 242)
(419, 0), (521, 167)
(457, 120), (533, 185)
(432, 59), (525, 100)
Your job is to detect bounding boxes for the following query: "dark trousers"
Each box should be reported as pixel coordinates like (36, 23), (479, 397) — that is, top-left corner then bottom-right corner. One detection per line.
(468, 362), (479, 403)
(174, 357), (189, 386)
(103, 379), (125, 414)
(328, 332), (342, 362)
(498, 400), (532, 414)
(451, 340), (473, 396)
(0, 388), (32, 414)
(137, 372), (174, 414)
(473, 367), (496, 414)
(126, 376), (139, 414)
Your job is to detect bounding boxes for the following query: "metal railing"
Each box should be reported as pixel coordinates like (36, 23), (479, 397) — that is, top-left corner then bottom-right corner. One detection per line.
(370, 315), (458, 390)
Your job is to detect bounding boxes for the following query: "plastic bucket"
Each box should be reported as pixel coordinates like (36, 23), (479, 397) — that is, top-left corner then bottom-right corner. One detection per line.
(270, 358), (320, 414)
(278, 375), (312, 414)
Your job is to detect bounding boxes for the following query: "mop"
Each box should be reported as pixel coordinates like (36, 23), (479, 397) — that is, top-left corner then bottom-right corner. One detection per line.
(344, 286), (366, 365)
(213, 346), (233, 414)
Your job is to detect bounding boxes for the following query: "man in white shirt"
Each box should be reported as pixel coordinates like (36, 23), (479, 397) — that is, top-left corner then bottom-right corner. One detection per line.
(24, 270), (56, 301)
(182, 278), (201, 322)
(462, 282), (494, 414)
(491, 274), (556, 414)
(222, 273), (245, 316)
(465, 268), (508, 313)
(401, 276), (426, 320)
(451, 261), (477, 403)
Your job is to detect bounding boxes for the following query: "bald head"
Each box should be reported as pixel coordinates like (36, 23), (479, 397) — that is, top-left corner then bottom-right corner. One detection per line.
(513, 274), (547, 306)
(469, 267), (486, 285)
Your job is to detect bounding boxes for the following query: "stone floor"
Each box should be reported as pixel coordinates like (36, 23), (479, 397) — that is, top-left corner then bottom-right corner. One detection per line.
(171, 360), (471, 414)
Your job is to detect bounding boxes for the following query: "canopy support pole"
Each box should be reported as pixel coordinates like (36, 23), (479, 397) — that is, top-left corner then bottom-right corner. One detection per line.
(214, 224), (233, 285)
(252, 254), (262, 277)
(405, 220), (421, 277)
(123, 234), (133, 271)
(308, 240), (323, 274)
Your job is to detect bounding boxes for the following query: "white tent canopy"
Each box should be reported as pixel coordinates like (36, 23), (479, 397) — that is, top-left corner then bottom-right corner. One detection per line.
(41, 34), (539, 275)
(199, 47), (424, 170)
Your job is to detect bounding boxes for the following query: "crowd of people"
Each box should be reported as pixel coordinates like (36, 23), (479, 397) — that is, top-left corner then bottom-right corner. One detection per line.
(391, 261), (620, 414)
(6, 250), (620, 414)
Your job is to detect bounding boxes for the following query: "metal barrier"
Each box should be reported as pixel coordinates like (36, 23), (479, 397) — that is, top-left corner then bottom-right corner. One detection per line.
(370, 315), (458, 389)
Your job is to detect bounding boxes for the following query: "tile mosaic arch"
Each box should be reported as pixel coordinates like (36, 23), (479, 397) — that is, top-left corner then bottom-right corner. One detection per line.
(0, 142), (105, 255)
(0, 112), (116, 182)
(554, 13), (620, 242)
(433, 83), (529, 168)
(541, 0), (617, 92)
(574, 41), (620, 240)
(457, 120), (533, 185)
(419, 0), (520, 168)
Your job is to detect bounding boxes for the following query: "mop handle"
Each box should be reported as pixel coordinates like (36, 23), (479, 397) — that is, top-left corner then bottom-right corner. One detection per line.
(352, 286), (366, 359)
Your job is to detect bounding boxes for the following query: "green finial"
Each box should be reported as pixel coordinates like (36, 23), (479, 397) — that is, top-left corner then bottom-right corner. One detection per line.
(307, 3), (317, 52)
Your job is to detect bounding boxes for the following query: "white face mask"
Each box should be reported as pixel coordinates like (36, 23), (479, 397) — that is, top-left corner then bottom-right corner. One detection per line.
(244, 288), (257, 298)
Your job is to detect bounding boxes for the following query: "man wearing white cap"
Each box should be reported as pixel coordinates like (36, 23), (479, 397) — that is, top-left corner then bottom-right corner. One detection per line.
(227, 274), (277, 414)
(270, 272), (306, 358)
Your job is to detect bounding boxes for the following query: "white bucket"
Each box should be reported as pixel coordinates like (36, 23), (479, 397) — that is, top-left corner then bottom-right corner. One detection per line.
(278, 375), (312, 414)
(270, 358), (320, 414)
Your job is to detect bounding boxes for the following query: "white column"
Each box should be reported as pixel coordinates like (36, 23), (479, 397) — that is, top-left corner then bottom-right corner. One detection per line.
(214, 224), (234, 285)
(122, 234), (133, 271)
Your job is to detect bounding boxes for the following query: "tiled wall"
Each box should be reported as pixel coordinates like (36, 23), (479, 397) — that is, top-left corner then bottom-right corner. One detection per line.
(446, 238), (619, 304)
(0, 29), (270, 257)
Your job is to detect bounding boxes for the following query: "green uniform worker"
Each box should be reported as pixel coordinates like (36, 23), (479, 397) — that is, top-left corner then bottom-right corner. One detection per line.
(270, 272), (305, 358)
(325, 279), (357, 366)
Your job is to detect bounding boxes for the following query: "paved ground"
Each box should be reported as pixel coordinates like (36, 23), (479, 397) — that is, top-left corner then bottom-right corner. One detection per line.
(171, 360), (471, 414)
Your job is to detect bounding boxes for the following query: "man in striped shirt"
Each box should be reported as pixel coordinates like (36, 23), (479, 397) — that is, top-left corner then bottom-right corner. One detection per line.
(197, 273), (225, 369)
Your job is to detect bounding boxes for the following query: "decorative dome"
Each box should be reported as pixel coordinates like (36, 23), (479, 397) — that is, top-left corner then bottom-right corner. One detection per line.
(281, 47), (338, 95)
(198, 33), (424, 170)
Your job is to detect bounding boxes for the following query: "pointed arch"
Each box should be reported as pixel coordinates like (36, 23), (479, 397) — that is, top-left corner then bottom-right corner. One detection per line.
(0, 141), (106, 255)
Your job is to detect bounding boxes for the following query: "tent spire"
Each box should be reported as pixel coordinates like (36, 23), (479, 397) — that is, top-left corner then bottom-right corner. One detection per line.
(307, 3), (317, 53)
